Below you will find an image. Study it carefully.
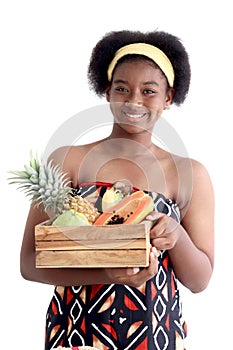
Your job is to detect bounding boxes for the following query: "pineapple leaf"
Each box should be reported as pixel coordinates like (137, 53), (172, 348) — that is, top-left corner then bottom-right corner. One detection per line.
(8, 170), (30, 178)
(24, 164), (38, 176)
(29, 149), (41, 171)
(8, 150), (73, 216)
(8, 178), (32, 184)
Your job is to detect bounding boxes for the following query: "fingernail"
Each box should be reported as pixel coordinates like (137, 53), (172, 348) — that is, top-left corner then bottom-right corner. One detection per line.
(127, 267), (140, 275)
(132, 267), (140, 274)
(152, 246), (157, 256)
(146, 215), (153, 220)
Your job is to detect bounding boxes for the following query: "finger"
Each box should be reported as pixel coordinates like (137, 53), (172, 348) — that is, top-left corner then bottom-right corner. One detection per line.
(122, 248), (158, 287)
(155, 215), (179, 234)
(146, 212), (165, 230)
(106, 267), (135, 280)
(133, 247), (158, 278)
(150, 243), (161, 257)
(150, 219), (167, 238)
(126, 267), (140, 276)
(146, 212), (164, 221)
(152, 237), (173, 251)
(146, 247), (158, 274)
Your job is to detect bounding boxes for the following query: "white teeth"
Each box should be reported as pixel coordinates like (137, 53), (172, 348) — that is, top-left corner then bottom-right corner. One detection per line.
(127, 113), (144, 119)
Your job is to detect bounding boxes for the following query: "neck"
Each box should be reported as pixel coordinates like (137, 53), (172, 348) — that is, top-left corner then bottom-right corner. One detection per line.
(107, 124), (154, 154)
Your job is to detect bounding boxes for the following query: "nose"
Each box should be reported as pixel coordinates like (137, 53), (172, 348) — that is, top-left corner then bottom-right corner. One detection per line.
(126, 89), (142, 106)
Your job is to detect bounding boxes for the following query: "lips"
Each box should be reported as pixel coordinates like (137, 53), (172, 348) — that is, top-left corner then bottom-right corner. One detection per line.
(123, 110), (148, 122)
(125, 112), (146, 119)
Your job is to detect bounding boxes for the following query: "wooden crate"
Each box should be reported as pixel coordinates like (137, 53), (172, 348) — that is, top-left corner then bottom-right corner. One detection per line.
(35, 221), (151, 268)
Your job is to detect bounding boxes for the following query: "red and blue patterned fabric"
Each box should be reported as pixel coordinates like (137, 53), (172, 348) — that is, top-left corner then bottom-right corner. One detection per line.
(45, 182), (187, 350)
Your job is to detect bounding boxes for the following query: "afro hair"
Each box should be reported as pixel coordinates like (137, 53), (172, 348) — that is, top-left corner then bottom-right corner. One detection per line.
(87, 30), (191, 106)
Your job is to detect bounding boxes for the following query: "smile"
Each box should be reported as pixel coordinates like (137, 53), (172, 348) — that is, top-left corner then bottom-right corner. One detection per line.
(126, 113), (145, 118)
(123, 111), (147, 120)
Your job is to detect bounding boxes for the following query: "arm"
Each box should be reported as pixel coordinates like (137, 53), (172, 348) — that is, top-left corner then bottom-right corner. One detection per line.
(20, 146), (107, 286)
(150, 160), (214, 293)
(20, 203), (108, 286)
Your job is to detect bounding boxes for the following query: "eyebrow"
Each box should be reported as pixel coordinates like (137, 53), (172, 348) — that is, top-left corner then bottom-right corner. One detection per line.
(143, 81), (159, 87)
(113, 79), (159, 86)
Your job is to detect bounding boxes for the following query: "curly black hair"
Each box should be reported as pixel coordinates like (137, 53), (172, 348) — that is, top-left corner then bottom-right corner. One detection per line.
(87, 30), (191, 106)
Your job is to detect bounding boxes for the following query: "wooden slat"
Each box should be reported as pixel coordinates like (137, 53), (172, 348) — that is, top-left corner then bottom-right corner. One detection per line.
(35, 223), (149, 241)
(35, 238), (147, 251)
(36, 249), (149, 268)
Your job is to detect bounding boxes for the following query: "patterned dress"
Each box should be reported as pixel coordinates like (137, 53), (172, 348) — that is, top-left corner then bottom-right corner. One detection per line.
(45, 182), (187, 350)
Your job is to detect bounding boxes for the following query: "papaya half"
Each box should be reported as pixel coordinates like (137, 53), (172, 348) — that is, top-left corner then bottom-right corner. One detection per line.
(94, 190), (154, 225)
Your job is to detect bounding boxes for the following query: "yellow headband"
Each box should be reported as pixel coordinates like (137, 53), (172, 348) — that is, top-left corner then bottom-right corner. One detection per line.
(107, 43), (175, 87)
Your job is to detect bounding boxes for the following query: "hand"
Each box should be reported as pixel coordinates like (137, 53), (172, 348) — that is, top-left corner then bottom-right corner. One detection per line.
(146, 212), (181, 251)
(104, 246), (158, 288)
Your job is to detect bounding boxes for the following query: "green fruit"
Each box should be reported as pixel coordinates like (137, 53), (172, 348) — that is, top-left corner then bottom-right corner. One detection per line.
(102, 187), (124, 212)
(52, 209), (91, 226)
(102, 181), (132, 212)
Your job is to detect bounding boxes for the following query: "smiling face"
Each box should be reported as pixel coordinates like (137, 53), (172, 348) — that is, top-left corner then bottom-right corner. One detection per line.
(106, 58), (174, 136)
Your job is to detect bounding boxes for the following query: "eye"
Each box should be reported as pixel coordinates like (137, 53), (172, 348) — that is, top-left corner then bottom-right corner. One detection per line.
(115, 86), (129, 92)
(143, 88), (156, 95)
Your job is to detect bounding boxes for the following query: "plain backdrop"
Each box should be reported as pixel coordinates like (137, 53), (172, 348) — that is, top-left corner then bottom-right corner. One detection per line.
(0, 1), (232, 349)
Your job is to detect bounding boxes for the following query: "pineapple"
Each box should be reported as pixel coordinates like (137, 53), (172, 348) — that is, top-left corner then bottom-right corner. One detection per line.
(69, 195), (99, 223)
(8, 151), (99, 224)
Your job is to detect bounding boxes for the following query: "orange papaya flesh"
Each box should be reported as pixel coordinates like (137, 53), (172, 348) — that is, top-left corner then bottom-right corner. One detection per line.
(94, 190), (154, 225)
(124, 195), (154, 224)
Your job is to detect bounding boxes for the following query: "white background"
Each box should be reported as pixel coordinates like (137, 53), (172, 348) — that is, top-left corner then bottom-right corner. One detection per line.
(0, 1), (232, 349)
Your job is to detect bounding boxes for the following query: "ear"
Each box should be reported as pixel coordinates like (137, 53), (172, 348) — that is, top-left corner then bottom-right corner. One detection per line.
(105, 85), (111, 102)
(164, 88), (175, 109)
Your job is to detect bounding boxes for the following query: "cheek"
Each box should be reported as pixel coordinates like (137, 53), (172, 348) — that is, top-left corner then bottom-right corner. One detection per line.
(110, 92), (126, 103)
(106, 91), (118, 103)
(112, 102), (126, 117)
(148, 101), (164, 116)
(109, 102), (120, 118)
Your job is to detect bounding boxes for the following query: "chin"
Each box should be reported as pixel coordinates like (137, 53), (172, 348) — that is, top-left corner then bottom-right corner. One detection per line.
(118, 122), (149, 135)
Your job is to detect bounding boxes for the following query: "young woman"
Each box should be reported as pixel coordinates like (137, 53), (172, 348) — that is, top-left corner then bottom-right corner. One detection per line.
(21, 30), (214, 349)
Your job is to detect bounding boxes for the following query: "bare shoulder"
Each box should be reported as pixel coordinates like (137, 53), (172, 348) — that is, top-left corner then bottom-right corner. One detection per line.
(189, 158), (214, 204)
(177, 156), (214, 216)
(172, 153), (213, 183)
(48, 141), (103, 188)
(169, 154), (214, 210)
(48, 145), (86, 165)
(189, 158), (213, 190)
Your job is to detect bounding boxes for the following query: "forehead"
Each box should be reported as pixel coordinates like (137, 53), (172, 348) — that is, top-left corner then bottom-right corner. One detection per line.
(113, 58), (166, 81)
(116, 55), (159, 70)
